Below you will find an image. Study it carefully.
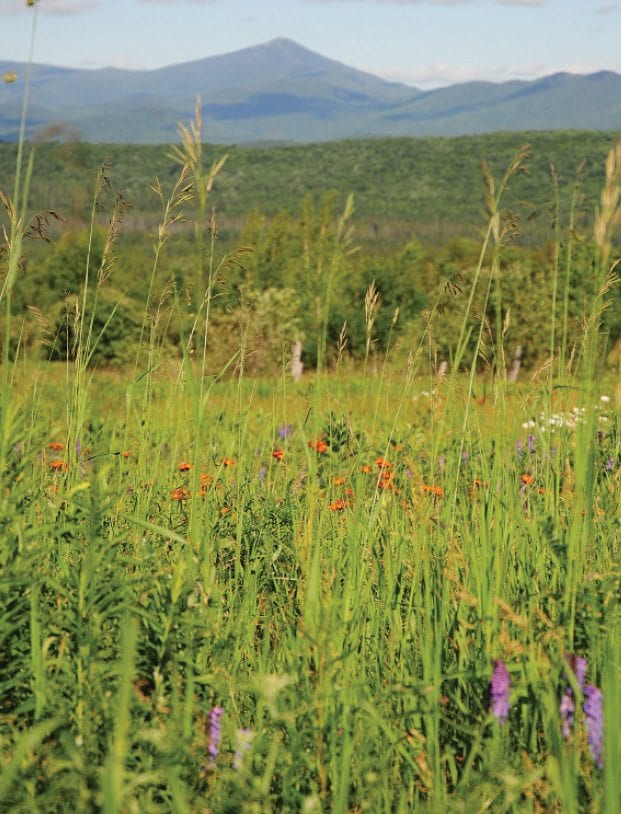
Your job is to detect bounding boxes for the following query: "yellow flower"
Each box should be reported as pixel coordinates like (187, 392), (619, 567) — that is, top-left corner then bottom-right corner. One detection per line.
(3, 72), (17, 84)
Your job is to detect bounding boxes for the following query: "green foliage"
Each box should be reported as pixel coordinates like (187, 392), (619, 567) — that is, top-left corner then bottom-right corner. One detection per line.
(46, 286), (143, 366)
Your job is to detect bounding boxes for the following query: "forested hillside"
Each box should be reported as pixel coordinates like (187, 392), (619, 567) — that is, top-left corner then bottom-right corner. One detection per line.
(1, 130), (620, 372)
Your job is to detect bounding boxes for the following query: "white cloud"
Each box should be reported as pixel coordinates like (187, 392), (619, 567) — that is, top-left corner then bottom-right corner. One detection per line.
(0, 0), (100, 13)
(377, 60), (609, 89)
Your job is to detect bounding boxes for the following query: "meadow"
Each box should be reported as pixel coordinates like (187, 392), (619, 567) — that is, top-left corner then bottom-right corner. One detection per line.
(1, 66), (621, 814)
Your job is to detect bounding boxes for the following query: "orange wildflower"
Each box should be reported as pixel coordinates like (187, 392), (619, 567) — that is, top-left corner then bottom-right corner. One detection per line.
(375, 457), (392, 469)
(121, 451), (131, 458)
(360, 465), (372, 474)
(49, 460), (67, 471)
(171, 487), (190, 501)
(272, 449), (285, 460)
(222, 457), (235, 467)
(333, 476), (345, 486)
(329, 499), (350, 511)
(308, 440), (328, 453)
(200, 473), (212, 487)
(178, 462), (192, 472)
(520, 473), (535, 485)
(422, 484), (443, 497)
(48, 442), (64, 451)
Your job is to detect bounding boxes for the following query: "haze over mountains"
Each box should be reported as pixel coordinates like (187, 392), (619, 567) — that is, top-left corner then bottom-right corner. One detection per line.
(1, 38), (620, 144)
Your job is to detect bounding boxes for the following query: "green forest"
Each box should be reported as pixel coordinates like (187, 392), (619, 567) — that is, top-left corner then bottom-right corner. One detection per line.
(1, 129), (620, 373)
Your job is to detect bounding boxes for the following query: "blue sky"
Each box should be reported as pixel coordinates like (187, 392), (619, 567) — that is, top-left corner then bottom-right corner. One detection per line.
(2, 0), (619, 89)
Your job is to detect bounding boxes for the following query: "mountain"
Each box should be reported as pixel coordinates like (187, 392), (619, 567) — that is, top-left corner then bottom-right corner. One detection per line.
(1, 39), (621, 143)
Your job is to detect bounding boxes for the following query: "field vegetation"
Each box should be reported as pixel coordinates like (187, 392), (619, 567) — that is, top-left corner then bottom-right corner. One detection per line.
(0, 25), (620, 813)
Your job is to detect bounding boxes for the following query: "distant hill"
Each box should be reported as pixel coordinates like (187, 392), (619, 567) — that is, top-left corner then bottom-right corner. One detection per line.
(2, 39), (621, 143)
(0, 131), (617, 248)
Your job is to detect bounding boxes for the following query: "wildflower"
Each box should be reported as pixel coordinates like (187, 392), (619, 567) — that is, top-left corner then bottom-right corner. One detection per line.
(308, 440), (328, 453)
(48, 442), (64, 451)
(566, 654), (587, 690)
(207, 706), (224, 767)
(583, 685), (604, 768)
(527, 434), (536, 453)
(421, 483), (443, 497)
(375, 457), (391, 469)
(333, 476), (345, 486)
(560, 654), (587, 739)
(49, 460), (67, 471)
(605, 456), (615, 472)
(272, 449), (285, 460)
(520, 473), (535, 485)
(259, 465), (266, 483)
(360, 464), (372, 474)
(3, 71), (17, 84)
(278, 423), (293, 441)
(516, 440), (524, 456)
(222, 457), (235, 466)
(121, 451), (131, 459)
(560, 689), (575, 739)
(171, 487), (190, 501)
(200, 473), (212, 486)
(490, 659), (510, 723)
(178, 462), (192, 472)
(233, 728), (253, 770)
(329, 499), (350, 511)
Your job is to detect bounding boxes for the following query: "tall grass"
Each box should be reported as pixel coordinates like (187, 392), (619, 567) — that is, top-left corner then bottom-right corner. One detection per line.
(0, 12), (620, 811)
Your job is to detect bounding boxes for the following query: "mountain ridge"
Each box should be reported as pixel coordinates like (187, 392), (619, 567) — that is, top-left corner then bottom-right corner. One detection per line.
(1, 38), (620, 143)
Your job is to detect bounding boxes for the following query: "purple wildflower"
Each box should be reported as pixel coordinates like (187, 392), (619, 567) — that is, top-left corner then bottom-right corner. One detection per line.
(560, 689), (575, 739)
(583, 685), (604, 768)
(527, 433), (536, 453)
(565, 654), (587, 691)
(490, 659), (511, 724)
(560, 653), (588, 738)
(516, 439), (524, 457)
(278, 423), (293, 441)
(605, 456), (615, 472)
(207, 706), (223, 766)
(259, 465), (266, 484)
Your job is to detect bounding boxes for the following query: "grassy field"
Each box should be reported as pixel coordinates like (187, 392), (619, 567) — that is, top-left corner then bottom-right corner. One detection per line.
(1, 62), (621, 813)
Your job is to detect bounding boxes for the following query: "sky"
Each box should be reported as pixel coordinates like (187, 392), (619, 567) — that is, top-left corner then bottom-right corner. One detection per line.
(1, 0), (620, 89)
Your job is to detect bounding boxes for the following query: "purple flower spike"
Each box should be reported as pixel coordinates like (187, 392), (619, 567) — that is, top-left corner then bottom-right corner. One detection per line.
(527, 434), (536, 453)
(605, 456), (615, 472)
(278, 423), (293, 441)
(560, 688), (575, 739)
(565, 654), (587, 691)
(583, 685), (604, 768)
(207, 706), (224, 766)
(490, 659), (511, 724)
(516, 439), (524, 457)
